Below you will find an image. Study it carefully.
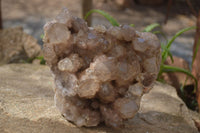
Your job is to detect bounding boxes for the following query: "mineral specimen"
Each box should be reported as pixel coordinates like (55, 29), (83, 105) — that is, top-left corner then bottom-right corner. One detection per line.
(43, 8), (161, 128)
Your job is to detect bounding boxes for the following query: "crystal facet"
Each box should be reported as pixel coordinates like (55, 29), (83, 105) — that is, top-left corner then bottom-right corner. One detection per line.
(43, 8), (161, 128)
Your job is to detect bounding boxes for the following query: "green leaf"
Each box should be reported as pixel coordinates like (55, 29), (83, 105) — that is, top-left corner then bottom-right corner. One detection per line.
(84, 9), (119, 27)
(152, 31), (161, 34)
(161, 43), (173, 63)
(129, 24), (135, 27)
(161, 43), (166, 50)
(40, 34), (44, 39)
(161, 26), (196, 64)
(192, 38), (200, 64)
(162, 65), (197, 92)
(143, 23), (160, 32)
(168, 51), (174, 63)
(36, 56), (46, 65)
(167, 26), (196, 50)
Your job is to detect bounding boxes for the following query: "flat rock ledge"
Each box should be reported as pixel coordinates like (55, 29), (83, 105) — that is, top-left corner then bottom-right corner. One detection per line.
(0, 64), (199, 133)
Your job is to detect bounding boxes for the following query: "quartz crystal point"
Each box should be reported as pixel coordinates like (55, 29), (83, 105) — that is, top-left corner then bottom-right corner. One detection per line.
(43, 8), (161, 128)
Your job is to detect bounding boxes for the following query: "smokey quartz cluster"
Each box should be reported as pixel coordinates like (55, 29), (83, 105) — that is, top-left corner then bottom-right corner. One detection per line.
(43, 8), (161, 128)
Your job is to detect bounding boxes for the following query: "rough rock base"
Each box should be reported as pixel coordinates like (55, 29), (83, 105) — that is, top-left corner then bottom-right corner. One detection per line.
(0, 64), (198, 133)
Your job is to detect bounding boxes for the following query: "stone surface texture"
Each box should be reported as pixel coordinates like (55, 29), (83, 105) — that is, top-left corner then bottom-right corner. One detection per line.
(43, 8), (161, 128)
(0, 64), (199, 133)
(0, 27), (41, 65)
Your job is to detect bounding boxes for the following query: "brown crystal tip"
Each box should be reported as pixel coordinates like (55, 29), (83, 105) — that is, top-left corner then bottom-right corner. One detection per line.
(43, 8), (161, 128)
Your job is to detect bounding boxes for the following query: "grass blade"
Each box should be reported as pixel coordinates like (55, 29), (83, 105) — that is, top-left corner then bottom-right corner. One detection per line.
(161, 26), (196, 64)
(161, 43), (166, 51)
(162, 64), (197, 92)
(143, 23), (160, 32)
(129, 24), (135, 27)
(167, 26), (196, 50)
(84, 9), (119, 26)
(192, 38), (200, 64)
(161, 43), (174, 63)
(40, 34), (44, 39)
(168, 51), (174, 63)
(36, 56), (46, 65)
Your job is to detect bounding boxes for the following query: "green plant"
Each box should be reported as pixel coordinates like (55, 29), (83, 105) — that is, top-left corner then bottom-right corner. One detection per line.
(192, 38), (200, 64)
(21, 56), (46, 65)
(84, 9), (119, 26)
(157, 26), (197, 90)
(84, 9), (135, 27)
(36, 56), (46, 65)
(180, 38), (200, 95)
(146, 25), (198, 110)
(40, 34), (44, 39)
(142, 23), (160, 32)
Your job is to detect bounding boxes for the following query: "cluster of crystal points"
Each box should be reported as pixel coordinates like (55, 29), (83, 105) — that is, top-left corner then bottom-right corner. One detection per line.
(43, 8), (161, 128)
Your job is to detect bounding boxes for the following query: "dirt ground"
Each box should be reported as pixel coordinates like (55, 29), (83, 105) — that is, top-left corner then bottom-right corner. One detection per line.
(1, 0), (198, 64)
